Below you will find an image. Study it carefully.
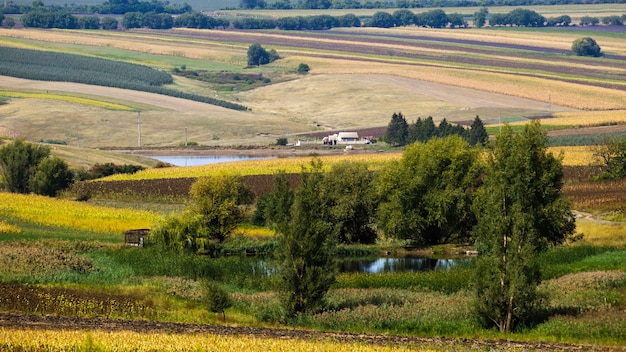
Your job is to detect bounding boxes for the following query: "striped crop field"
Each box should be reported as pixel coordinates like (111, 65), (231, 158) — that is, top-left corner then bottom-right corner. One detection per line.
(0, 192), (159, 234)
(0, 91), (136, 111)
(0, 328), (425, 352)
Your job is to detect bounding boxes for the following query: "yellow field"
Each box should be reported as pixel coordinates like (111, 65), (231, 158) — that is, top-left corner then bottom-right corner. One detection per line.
(575, 222), (626, 247)
(101, 152), (404, 181)
(549, 146), (597, 167)
(0, 90), (136, 111)
(0, 328), (425, 352)
(541, 110), (626, 127)
(0, 192), (158, 233)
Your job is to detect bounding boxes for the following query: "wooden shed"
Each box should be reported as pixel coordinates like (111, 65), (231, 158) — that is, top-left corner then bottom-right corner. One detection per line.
(124, 229), (150, 247)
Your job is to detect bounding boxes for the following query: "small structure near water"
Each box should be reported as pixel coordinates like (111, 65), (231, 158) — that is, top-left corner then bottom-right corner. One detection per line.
(124, 229), (150, 247)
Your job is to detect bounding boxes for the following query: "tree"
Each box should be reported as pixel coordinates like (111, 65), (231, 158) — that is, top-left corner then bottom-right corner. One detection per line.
(297, 63), (310, 74)
(247, 43), (279, 66)
(375, 136), (481, 246)
(468, 115), (488, 146)
(579, 16), (599, 26)
(572, 37), (602, 57)
(264, 171), (295, 233)
(101, 16), (119, 29)
(276, 159), (337, 316)
(0, 139), (50, 194)
(508, 8), (545, 27)
(324, 161), (377, 244)
(447, 13), (466, 28)
(473, 7), (488, 28)
(593, 137), (626, 179)
(472, 121), (576, 333)
(30, 157), (74, 197)
(383, 112), (408, 146)
(369, 11), (395, 28)
(202, 280), (232, 321)
(393, 9), (416, 26)
(151, 175), (254, 253)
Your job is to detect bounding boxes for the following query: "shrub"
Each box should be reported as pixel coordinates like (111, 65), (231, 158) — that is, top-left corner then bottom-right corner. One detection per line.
(572, 37), (602, 57)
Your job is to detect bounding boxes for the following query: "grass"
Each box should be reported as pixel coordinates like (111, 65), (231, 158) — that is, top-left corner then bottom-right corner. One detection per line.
(0, 90), (137, 111)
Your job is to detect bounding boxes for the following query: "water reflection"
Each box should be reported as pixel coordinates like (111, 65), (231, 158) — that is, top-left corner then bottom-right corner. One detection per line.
(338, 257), (465, 274)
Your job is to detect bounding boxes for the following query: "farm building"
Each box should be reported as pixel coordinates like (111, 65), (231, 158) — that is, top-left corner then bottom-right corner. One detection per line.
(124, 229), (150, 247)
(323, 132), (370, 145)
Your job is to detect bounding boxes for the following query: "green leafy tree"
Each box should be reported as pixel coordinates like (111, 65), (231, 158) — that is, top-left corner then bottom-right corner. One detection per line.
(472, 121), (576, 333)
(30, 157), (74, 197)
(297, 63), (310, 74)
(468, 115), (488, 146)
(473, 7), (488, 28)
(375, 136), (481, 246)
(369, 11), (395, 28)
(247, 43), (270, 66)
(151, 175), (253, 253)
(202, 280), (233, 321)
(263, 171), (294, 233)
(325, 161), (377, 244)
(276, 159), (337, 317)
(572, 37), (602, 57)
(0, 139), (50, 194)
(101, 16), (119, 29)
(383, 112), (409, 146)
(594, 137), (626, 179)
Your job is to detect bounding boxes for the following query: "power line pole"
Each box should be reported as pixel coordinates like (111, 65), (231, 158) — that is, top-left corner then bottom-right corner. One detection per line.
(137, 111), (141, 147)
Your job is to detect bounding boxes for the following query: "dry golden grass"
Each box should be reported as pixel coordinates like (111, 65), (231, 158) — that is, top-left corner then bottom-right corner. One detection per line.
(575, 221), (626, 247)
(549, 146), (596, 167)
(0, 328), (424, 352)
(542, 110), (626, 127)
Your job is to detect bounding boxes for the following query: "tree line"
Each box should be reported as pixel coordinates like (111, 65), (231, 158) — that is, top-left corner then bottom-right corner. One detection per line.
(9, 3), (626, 31)
(384, 113), (489, 147)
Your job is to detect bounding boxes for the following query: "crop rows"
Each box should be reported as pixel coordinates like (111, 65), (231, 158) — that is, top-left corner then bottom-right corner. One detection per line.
(0, 283), (157, 320)
(0, 90), (136, 111)
(0, 327), (422, 352)
(0, 192), (158, 234)
(0, 46), (248, 111)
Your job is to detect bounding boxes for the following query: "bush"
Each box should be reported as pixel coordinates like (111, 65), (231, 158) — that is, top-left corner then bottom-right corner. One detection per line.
(572, 37), (602, 57)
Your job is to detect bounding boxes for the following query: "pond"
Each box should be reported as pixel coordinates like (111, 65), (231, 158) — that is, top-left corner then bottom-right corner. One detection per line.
(338, 256), (469, 274)
(148, 155), (276, 167)
(236, 256), (469, 276)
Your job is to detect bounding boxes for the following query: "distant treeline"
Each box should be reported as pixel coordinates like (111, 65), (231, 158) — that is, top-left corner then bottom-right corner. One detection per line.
(3, 0), (626, 14)
(0, 47), (249, 111)
(7, 5), (626, 30)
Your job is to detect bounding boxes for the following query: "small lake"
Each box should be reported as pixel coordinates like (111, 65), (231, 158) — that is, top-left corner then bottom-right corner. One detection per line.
(148, 155), (275, 167)
(338, 257), (467, 274)
(237, 256), (469, 276)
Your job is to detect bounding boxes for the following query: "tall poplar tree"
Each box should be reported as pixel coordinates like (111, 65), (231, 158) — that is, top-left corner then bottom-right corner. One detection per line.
(472, 121), (575, 332)
(276, 159), (337, 316)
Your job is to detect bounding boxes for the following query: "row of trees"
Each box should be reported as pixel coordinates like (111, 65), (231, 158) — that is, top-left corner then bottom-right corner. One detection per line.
(0, 140), (152, 197)
(151, 121), (575, 330)
(384, 113), (489, 147)
(239, 0), (626, 10)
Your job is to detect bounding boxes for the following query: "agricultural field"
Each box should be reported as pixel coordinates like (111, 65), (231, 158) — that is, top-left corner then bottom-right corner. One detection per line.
(1, 7), (626, 148)
(1, 4), (626, 350)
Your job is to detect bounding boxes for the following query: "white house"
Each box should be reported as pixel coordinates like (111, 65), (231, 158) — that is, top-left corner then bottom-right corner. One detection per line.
(323, 132), (363, 145)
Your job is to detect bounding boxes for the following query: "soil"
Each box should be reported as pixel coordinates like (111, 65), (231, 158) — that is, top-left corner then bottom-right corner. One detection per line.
(0, 312), (623, 351)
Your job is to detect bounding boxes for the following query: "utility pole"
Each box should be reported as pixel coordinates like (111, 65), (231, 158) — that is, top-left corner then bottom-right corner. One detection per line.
(185, 126), (188, 146)
(137, 111), (141, 147)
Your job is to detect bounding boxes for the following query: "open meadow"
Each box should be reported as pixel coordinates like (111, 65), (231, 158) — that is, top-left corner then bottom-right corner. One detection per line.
(1, 7), (626, 148)
(1, 4), (626, 350)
